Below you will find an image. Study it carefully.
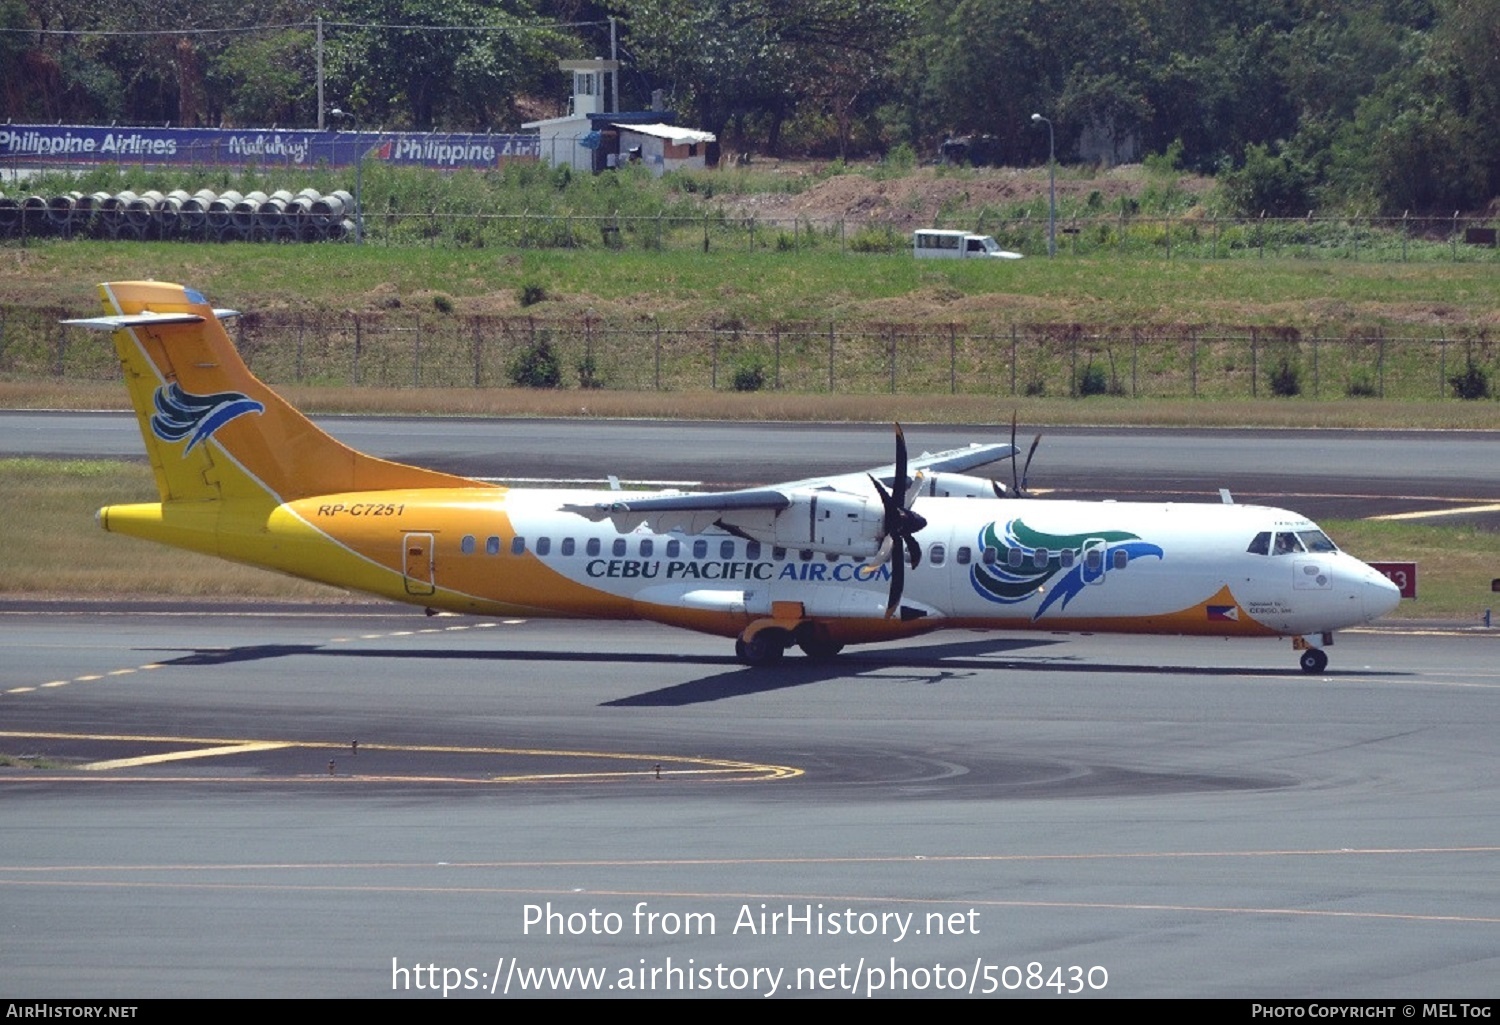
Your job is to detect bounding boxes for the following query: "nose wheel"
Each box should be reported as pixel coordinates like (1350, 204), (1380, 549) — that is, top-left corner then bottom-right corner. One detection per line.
(1299, 648), (1328, 674)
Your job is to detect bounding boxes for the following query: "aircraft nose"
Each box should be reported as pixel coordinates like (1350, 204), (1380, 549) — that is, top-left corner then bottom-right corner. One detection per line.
(1362, 567), (1401, 620)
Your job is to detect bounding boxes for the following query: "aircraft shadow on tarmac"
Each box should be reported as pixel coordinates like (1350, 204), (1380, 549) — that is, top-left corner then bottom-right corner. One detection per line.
(140, 637), (1411, 707)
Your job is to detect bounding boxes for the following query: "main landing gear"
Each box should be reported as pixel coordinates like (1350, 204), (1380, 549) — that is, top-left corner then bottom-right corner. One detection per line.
(734, 624), (845, 666)
(1294, 632), (1333, 674)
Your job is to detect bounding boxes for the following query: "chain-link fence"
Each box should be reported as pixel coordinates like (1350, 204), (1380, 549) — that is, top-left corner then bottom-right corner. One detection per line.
(6, 305), (1494, 401)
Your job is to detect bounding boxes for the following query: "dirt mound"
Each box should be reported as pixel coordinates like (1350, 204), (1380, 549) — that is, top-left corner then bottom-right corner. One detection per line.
(722, 163), (1213, 227)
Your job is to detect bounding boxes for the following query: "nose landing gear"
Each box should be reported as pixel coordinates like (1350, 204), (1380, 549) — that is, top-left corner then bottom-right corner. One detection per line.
(1294, 632), (1333, 674)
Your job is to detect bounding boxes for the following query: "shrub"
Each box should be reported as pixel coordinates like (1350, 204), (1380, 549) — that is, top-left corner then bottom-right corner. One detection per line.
(432, 293), (453, 314)
(1449, 362), (1491, 400)
(1075, 363), (1110, 396)
(509, 332), (562, 388)
(1346, 373), (1378, 397)
(577, 351), (602, 390)
(518, 282), (547, 307)
(732, 361), (767, 392)
(1268, 357), (1301, 397)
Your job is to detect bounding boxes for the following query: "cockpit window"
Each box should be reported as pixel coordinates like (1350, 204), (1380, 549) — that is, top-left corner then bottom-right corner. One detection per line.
(1272, 532), (1305, 556)
(1297, 529), (1338, 553)
(1247, 532), (1271, 556)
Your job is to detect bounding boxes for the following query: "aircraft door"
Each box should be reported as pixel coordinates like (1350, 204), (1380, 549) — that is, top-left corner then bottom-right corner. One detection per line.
(402, 532), (436, 596)
(1081, 538), (1107, 585)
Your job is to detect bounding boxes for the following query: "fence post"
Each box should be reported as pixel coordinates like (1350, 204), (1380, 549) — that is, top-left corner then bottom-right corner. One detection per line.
(1251, 327), (1258, 398)
(828, 322), (835, 393)
(353, 314), (362, 385)
(1010, 327), (1017, 396)
(473, 319), (483, 387)
(1312, 336), (1319, 398)
(1439, 336), (1446, 399)
(950, 324), (957, 394)
(654, 319), (662, 391)
(774, 324), (781, 390)
(1191, 329), (1198, 397)
(889, 330), (897, 394)
(1378, 330), (1386, 398)
(1131, 329), (1138, 398)
(296, 313), (304, 382)
(413, 314), (422, 388)
(712, 330), (719, 390)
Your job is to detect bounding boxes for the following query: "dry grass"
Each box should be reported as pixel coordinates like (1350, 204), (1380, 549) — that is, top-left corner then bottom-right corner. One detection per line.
(5, 379), (1498, 429)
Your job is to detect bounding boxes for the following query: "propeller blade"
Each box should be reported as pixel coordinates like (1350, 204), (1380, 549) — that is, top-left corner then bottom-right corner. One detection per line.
(886, 536), (905, 617)
(1010, 413), (1020, 496)
(1020, 434), (1042, 494)
(894, 423), (909, 497)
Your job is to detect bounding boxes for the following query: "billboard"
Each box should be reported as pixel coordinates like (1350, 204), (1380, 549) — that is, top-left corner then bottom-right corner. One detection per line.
(0, 125), (540, 171)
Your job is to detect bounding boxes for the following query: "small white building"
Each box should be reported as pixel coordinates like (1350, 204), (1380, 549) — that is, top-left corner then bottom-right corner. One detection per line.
(523, 58), (716, 176)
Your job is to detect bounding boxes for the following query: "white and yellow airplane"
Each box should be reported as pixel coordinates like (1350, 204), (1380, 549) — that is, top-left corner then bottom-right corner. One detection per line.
(66, 281), (1401, 673)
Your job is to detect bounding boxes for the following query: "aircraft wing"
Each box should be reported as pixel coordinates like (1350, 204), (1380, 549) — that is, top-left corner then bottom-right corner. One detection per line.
(561, 441), (1015, 535)
(832, 441), (1015, 492)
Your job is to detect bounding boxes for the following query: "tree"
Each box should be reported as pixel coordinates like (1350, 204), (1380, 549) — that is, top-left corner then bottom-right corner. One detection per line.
(326, 0), (570, 129)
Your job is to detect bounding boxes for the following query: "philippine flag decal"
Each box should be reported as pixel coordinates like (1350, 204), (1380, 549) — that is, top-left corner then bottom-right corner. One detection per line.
(1206, 604), (1240, 622)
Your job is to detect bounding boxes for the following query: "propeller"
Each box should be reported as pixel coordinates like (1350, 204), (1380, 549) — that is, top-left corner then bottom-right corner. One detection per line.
(868, 423), (928, 617)
(1008, 412), (1043, 497)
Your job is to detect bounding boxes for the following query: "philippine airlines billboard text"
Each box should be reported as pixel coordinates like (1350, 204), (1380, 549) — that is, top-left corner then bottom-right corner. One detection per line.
(0, 125), (540, 171)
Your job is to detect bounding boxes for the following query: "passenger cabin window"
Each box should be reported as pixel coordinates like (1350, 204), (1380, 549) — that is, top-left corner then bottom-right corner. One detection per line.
(956, 546), (972, 566)
(461, 535), (475, 555)
(1060, 549), (1076, 568)
(746, 542), (762, 560)
(486, 536), (500, 556)
(586, 538), (601, 557)
(639, 539), (653, 557)
(694, 540), (709, 559)
(666, 539), (681, 558)
(772, 546), (787, 561)
(930, 543), (946, 567)
(612, 538), (627, 557)
(721, 540), (736, 559)
(1007, 547), (1025, 568)
(1112, 549), (1128, 570)
(1085, 548), (1103, 572)
(982, 547), (998, 565)
(510, 536), (526, 555)
(1033, 548), (1049, 568)
(1247, 532), (1271, 556)
(561, 538), (575, 556)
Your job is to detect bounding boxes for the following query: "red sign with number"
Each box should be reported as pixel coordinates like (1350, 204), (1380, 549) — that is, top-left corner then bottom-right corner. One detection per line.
(1370, 562), (1418, 599)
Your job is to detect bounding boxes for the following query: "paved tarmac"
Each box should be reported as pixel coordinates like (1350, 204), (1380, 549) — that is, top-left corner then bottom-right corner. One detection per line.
(2, 415), (1498, 998)
(3, 608), (1499, 998)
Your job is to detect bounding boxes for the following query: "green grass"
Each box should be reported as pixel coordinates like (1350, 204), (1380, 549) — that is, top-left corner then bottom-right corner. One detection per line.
(9, 242), (1500, 334)
(2, 458), (1492, 618)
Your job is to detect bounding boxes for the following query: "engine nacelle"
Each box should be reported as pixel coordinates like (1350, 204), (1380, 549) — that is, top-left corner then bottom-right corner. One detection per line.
(719, 489), (885, 558)
(916, 472), (1005, 499)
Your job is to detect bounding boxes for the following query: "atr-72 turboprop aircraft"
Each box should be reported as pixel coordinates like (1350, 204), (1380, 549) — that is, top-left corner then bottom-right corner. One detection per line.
(66, 281), (1401, 672)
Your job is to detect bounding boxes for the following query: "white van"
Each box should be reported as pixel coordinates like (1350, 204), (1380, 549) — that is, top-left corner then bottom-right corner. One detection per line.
(913, 229), (1022, 259)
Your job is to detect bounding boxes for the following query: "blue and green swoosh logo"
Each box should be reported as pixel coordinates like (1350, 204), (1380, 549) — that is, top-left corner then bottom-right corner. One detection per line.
(970, 518), (1163, 618)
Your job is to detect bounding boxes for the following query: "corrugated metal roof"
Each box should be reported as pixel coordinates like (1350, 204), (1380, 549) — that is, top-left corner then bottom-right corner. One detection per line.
(611, 122), (716, 144)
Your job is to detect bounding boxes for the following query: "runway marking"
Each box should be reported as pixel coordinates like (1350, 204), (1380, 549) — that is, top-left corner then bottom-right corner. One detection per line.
(1369, 502), (1500, 522)
(81, 741), (293, 771)
(0, 730), (801, 785)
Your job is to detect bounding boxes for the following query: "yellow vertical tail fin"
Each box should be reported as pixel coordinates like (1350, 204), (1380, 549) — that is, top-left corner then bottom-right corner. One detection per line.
(68, 281), (479, 505)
